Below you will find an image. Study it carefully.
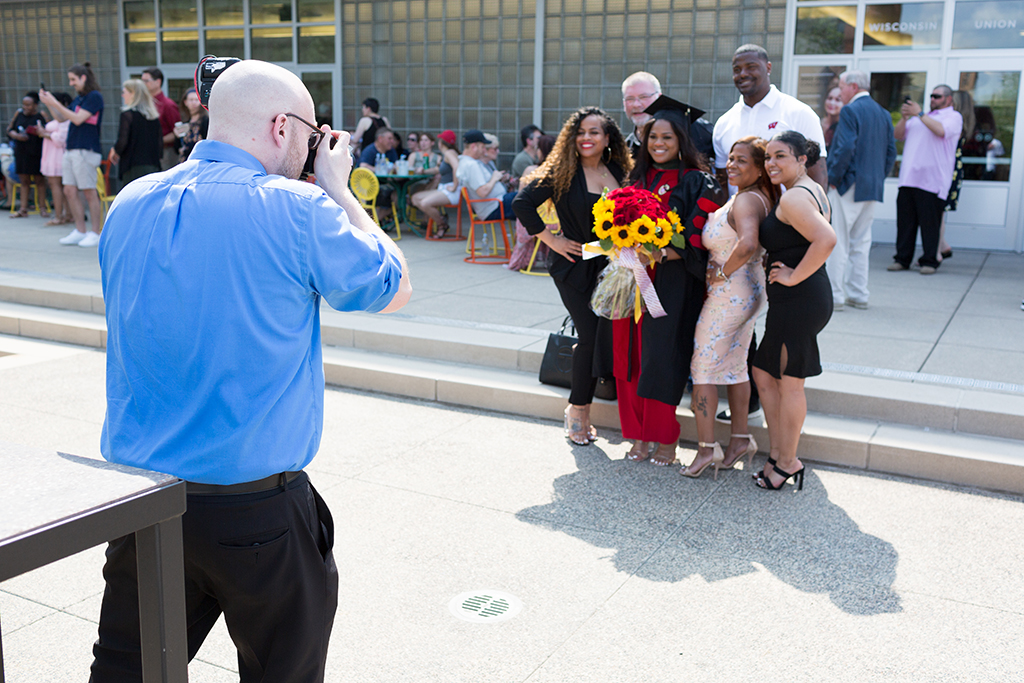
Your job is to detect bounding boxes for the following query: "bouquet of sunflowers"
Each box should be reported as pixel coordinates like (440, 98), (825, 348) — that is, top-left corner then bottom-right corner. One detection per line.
(588, 186), (687, 321)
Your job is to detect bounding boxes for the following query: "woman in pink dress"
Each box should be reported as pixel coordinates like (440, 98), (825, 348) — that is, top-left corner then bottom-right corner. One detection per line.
(682, 136), (778, 478)
(38, 91), (72, 225)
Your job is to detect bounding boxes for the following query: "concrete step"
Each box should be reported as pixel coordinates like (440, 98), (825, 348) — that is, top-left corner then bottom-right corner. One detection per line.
(2, 283), (1024, 494)
(321, 345), (1024, 495)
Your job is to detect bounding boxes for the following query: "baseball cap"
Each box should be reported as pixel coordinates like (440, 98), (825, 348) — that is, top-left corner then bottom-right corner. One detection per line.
(463, 129), (487, 144)
(438, 129), (456, 146)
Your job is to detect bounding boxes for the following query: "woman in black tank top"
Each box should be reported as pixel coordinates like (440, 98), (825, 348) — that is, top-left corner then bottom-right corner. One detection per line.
(752, 131), (837, 492)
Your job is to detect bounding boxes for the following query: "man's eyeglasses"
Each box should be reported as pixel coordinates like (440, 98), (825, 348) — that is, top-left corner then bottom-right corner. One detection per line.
(285, 113), (325, 151)
(929, 93), (945, 100)
(623, 93), (658, 105)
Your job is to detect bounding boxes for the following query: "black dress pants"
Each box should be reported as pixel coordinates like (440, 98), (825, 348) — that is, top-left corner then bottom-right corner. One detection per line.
(89, 472), (338, 683)
(895, 186), (945, 268)
(553, 276), (600, 405)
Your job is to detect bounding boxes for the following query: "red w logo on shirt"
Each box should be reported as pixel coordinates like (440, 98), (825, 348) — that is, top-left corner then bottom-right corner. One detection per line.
(768, 121), (778, 129)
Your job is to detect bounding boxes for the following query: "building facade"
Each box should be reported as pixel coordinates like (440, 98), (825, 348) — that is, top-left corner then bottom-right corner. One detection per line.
(1, 0), (1020, 251)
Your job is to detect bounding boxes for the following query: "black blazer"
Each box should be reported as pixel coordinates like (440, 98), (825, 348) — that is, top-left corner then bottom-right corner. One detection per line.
(114, 110), (162, 180)
(512, 161), (627, 292)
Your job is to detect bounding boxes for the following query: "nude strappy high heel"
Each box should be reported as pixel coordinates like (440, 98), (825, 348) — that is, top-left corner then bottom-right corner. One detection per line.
(681, 442), (725, 480)
(721, 433), (758, 470)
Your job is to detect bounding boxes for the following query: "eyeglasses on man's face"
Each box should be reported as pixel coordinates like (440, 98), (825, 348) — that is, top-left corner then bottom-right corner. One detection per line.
(623, 93), (658, 105)
(930, 93), (946, 100)
(285, 113), (326, 151)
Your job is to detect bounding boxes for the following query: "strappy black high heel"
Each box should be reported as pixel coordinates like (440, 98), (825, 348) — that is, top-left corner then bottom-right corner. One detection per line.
(752, 456), (777, 480)
(755, 464), (805, 491)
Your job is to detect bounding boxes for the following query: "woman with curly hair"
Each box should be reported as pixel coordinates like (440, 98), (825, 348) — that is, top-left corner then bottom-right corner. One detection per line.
(616, 95), (725, 467)
(513, 107), (632, 445)
(682, 136), (777, 478)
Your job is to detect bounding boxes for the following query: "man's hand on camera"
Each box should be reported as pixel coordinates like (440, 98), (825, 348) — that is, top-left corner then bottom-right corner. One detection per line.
(314, 126), (352, 199)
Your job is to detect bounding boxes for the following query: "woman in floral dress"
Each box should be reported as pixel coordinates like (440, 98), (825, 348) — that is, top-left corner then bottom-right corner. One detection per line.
(682, 136), (778, 478)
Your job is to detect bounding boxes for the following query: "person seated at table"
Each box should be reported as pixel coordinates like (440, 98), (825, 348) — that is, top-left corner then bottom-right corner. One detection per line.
(411, 129), (460, 236)
(407, 132), (440, 180)
(358, 126), (398, 223)
(456, 129), (516, 222)
(484, 133), (517, 190)
(512, 124), (543, 178)
(406, 131), (419, 153)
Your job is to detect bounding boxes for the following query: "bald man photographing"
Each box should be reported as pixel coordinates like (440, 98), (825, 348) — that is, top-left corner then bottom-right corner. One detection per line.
(92, 60), (410, 681)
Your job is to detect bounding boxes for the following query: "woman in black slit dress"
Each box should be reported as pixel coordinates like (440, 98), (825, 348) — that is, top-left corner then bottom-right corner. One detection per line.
(753, 131), (836, 491)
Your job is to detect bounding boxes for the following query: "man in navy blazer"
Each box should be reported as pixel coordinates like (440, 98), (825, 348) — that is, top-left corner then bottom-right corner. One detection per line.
(826, 70), (897, 310)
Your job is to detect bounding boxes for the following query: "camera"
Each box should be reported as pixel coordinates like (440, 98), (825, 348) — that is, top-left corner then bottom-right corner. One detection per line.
(194, 55), (241, 108)
(193, 55), (337, 181)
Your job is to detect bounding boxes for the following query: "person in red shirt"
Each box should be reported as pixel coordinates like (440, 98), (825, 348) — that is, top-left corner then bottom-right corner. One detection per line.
(141, 67), (180, 170)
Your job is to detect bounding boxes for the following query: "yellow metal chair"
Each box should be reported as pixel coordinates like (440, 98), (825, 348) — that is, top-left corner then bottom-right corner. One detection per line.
(349, 168), (401, 241)
(518, 199), (559, 276)
(8, 184), (51, 216)
(96, 166), (114, 225)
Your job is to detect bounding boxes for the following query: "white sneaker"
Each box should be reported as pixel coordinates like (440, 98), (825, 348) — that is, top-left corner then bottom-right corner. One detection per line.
(78, 231), (101, 247)
(59, 229), (87, 245)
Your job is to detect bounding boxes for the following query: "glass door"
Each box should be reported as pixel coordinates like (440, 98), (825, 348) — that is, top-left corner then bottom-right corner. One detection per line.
(855, 58), (943, 244)
(945, 58), (1023, 250)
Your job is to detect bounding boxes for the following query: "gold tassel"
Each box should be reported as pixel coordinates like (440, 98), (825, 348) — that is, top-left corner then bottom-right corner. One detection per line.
(634, 286), (642, 324)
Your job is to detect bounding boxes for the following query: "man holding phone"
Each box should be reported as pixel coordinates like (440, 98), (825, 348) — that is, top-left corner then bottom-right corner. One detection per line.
(891, 85), (962, 274)
(90, 59), (411, 681)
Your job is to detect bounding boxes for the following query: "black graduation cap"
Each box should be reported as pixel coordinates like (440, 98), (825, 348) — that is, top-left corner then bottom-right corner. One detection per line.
(643, 95), (705, 133)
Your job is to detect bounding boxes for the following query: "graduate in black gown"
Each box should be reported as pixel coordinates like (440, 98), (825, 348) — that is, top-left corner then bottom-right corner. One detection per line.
(616, 96), (725, 466)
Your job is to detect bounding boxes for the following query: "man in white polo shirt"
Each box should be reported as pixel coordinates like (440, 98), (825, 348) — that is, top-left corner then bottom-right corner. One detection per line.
(710, 44), (827, 424)
(712, 44), (827, 194)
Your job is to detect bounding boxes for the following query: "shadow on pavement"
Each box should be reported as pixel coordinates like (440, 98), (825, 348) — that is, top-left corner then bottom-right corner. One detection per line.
(516, 444), (902, 616)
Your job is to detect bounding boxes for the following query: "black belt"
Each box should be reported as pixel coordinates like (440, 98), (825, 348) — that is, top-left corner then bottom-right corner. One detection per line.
(186, 471), (303, 495)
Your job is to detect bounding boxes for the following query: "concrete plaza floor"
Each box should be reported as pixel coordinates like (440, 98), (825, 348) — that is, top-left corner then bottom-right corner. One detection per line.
(2, 335), (1024, 682)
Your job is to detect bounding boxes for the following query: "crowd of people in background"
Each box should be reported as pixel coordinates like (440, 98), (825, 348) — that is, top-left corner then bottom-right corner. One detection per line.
(3, 65), (208, 247)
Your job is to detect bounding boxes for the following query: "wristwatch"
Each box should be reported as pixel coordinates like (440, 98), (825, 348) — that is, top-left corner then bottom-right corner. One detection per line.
(715, 264), (729, 280)
(917, 111), (925, 118)
(659, 248), (668, 262)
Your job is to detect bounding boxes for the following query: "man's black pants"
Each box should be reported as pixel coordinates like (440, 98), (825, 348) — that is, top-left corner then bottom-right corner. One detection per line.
(895, 186), (945, 268)
(89, 472), (338, 683)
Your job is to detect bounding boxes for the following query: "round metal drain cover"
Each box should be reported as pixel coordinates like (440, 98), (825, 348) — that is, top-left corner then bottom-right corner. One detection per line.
(448, 590), (522, 623)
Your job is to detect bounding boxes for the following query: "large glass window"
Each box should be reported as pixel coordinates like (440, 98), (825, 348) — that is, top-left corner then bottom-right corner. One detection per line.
(206, 28), (244, 57)
(126, 31), (157, 67)
(204, 0), (243, 26)
(251, 26), (292, 61)
(161, 29), (198, 63)
(863, 3), (944, 50)
(795, 6), (857, 54)
(124, 0), (156, 29)
(870, 70), (928, 176)
(952, 0), (1024, 50)
(303, 72), (333, 127)
(299, 25), (335, 63)
(797, 65), (846, 116)
(959, 70), (1019, 181)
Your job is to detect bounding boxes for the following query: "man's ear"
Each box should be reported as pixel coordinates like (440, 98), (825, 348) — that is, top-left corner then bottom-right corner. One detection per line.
(272, 114), (287, 148)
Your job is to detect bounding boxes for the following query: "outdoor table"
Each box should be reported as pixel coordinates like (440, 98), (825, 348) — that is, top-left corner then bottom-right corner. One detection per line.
(0, 441), (187, 683)
(375, 172), (431, 234)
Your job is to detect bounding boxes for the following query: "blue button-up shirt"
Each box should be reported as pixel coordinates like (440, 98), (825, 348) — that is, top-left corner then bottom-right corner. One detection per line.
(99, 140), (402, 484)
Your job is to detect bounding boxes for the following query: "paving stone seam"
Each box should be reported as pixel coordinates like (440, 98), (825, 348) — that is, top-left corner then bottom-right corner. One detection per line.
(913, 252), (988, 374)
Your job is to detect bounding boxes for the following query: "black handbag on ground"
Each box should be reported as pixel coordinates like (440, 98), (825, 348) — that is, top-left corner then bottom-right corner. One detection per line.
(538, 316), (617, 401)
